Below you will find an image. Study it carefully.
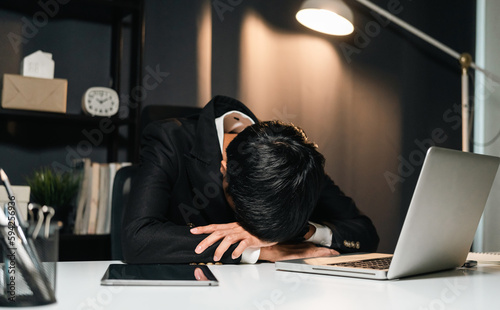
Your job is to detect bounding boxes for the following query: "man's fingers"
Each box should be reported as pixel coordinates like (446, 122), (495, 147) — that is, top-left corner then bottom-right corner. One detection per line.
(213, 236), (238, 261)
(190, 224), (218, 234)
(191, 223), (240, 234)
(194, 230), (227, 254)
(316, 248), (339, 257)
(191, 222), (270, 261)
(309, 246), (339, 259)
(194, 227), (244, 255)
(231, 239), (251, 259)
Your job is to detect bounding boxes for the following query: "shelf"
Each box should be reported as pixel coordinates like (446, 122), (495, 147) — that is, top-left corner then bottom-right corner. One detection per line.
(0, 108), (133, 126)
(0, 0), (143, 260)
(0, 0), (141, 24)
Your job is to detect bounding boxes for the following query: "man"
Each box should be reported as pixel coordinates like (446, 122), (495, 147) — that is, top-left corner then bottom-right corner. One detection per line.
(122, 95), (379, 264)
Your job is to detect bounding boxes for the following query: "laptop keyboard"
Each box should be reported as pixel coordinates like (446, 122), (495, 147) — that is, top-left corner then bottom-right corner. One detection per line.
(328, 257), (392, 270)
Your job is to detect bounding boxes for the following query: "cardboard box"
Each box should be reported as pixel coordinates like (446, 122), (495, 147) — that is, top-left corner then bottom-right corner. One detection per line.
(1, 74), (67, 113)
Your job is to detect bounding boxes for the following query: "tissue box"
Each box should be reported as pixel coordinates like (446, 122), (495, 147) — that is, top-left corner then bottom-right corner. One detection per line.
(1, 74), (67, 113)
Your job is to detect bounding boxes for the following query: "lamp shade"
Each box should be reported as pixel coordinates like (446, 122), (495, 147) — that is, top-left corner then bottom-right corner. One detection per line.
(296, 0), (355, 36)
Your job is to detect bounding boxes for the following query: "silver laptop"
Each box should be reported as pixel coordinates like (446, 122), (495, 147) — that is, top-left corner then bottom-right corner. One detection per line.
(275, 147), (500, 280)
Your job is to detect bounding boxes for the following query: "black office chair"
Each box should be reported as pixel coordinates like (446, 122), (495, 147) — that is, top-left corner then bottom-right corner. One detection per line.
(110, 105), (202, 260)
(110, 165), (137, 260)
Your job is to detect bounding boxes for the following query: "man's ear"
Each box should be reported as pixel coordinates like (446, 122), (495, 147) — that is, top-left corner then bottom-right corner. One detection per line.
(220, 160), (227, 175)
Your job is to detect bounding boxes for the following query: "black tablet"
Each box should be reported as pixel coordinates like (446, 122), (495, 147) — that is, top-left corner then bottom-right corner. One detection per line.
(100, 264), (219, 286)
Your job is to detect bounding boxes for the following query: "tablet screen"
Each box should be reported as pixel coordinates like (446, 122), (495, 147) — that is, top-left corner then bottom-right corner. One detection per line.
(101, 264), (219, 286)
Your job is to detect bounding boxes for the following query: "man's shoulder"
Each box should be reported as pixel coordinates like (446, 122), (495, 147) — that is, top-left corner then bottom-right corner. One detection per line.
(144, 116), (197, 135)
(141, 117), (198, 149)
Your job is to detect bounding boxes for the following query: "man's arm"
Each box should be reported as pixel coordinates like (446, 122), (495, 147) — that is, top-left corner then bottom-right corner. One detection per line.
(259, 243), (339, 262)
(190, 222), (276, 261)
(191, 222), (339, 263)
(121, 122), (240, 264)
(310, 175), (380, 253)
(189, 174), (379, 262)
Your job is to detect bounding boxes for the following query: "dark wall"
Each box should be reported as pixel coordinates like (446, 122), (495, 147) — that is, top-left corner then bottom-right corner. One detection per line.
(346, 0), (476, 221)
(142, 0), (201, 107)
(331, 0), (476, 244)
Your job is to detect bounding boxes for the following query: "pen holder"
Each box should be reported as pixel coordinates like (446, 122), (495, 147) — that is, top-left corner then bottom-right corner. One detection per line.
(0, 223), (59, 307)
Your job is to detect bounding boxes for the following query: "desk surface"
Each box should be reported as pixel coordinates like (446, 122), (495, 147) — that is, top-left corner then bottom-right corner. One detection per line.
(18, 261), (500, 310)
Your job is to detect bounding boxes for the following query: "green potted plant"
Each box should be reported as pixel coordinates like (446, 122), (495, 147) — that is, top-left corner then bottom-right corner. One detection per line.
(26, 166), (80, 229)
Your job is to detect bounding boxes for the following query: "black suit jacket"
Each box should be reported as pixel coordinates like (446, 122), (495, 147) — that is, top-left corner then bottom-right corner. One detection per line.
(122, 96), (379, 264)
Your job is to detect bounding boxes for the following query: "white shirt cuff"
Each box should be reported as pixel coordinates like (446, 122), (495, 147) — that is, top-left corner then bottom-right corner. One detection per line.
(240, 247), (261, 264)
(306, 221), (333, 247)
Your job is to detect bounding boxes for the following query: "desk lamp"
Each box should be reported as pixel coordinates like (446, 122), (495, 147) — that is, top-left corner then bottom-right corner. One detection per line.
(296, 0), (500, 152)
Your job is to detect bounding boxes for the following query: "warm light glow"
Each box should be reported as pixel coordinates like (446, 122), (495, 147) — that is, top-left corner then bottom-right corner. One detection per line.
(296, 8), (354, 36)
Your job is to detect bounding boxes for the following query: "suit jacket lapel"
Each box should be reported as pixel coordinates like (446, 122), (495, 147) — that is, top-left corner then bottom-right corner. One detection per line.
(189, 95), (259, 164)
(184, 96), (258, 224)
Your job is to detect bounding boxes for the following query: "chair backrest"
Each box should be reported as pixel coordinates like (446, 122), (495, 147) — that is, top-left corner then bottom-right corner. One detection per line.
(110, 165), (137, 260)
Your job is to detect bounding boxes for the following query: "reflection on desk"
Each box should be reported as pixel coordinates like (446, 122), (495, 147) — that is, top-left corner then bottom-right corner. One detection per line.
(18, 261), (500, 310)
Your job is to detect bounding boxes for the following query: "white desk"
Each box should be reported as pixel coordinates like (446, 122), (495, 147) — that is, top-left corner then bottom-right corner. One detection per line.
(17, 261), (500, 309)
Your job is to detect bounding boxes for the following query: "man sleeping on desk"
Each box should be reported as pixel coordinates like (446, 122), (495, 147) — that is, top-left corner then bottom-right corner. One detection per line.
(121, 95), (379, 264)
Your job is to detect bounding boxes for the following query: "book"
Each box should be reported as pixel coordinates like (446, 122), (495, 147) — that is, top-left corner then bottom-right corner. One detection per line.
(103, 163), (119, 234)
(95, 163), (111, 235)
(73, 158), (91, 235)
(72, 160), (132, 235)
(102, 163), (131, 234)
(86, 162), (101, 234)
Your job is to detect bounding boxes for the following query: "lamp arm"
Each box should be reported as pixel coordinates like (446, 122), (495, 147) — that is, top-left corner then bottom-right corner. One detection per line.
(355, 0), (460, 59)
(355, 0), (500, 84)
(355, 0), (500, 152)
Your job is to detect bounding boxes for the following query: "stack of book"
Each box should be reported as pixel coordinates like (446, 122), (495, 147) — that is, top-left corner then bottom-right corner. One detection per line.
(72, 159), (131, 235)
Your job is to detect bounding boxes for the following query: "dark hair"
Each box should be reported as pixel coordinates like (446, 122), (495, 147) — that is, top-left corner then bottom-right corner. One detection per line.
(225, 120), (325, 242)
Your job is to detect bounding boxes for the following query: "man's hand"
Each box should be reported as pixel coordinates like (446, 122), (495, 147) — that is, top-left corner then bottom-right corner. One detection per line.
(190, 222), (276, 261)
(259, 242), (339, 262)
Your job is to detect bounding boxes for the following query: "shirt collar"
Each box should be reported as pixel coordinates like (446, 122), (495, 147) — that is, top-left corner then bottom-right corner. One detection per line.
(215, 110), (255, 153)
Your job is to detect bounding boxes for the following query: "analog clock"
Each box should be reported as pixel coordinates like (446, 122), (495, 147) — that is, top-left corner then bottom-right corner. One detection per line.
(82, 87), (119, 117)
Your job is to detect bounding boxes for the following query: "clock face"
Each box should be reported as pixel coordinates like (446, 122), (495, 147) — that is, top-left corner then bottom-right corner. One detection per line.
(82, 87), (119, 117)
